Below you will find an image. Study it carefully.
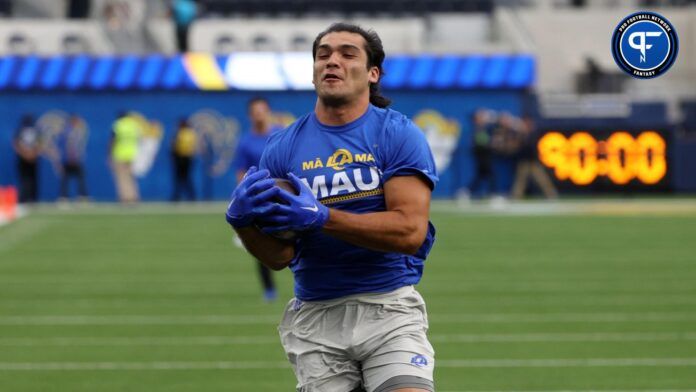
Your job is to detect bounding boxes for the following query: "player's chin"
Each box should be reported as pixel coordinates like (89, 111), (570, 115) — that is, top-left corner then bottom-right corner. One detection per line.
(318, 91), (350, 107)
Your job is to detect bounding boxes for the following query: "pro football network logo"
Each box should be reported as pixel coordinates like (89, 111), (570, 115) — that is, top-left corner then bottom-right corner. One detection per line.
(611, 11), (678, 79)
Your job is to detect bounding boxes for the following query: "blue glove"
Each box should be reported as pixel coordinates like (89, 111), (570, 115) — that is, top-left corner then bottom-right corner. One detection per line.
(259, 172), (330, 234)
(225, 167), (280, 228)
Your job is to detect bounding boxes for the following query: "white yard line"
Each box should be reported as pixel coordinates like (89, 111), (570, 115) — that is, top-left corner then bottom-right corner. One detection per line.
(0, 336), (280, 346)
(430, 332), (696, 343)
(431, 312), (696, 323)
(1, 332), (695, 347)
(0, 206), (26, 228)
(437, 358), (696, 368)
(0, 361), (290, 371)
(4, 294), (696, 308)
(0, 314), (281, 325)
(0, 213), (45, 253)
(1, 273), (694, 284)
(440, 390), (696, 392)
(2, 358), (696, 371)
(1, 312), (696, 326)
(3, 281), (695, 292)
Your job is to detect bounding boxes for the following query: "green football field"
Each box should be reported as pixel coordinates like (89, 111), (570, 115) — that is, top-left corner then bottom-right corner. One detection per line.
(1, 200), (696, 391)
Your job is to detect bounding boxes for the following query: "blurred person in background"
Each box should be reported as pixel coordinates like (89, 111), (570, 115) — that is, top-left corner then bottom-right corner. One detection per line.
(510, 116), (559, 200)
(170, 0), (198, 52)
(58, 114), (89, 202)
(488, 112), (524, 205)
(490, 112), (522, 158)
(583, 56), (604, 94)
(12, 114), (41, 203)
(463, 108), (496, 200)
(109, 111), (141, 204)
(171, 118), (198, 201)
(231, 97), (283, 302)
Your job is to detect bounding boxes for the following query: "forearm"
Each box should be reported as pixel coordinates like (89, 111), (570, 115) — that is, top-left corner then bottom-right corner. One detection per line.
(322, 208), (427, 255)
(234, 226), (294, 270)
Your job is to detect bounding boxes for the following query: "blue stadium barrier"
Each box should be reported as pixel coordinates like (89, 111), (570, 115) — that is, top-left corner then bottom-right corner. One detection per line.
(0, 53), (536, 91)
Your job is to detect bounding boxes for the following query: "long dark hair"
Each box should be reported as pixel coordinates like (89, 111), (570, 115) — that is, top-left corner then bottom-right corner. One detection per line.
(312, 22), (391, 108)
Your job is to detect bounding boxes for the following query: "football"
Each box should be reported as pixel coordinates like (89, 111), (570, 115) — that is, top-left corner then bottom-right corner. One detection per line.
(272, 178), (298, 200)
(256, 178), (299, 241)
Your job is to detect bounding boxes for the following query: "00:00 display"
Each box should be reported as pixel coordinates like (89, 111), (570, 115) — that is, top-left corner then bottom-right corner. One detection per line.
(537, 131), (666, 185)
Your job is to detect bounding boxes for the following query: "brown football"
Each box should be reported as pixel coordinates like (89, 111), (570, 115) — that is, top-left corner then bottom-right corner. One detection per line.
(273, 178), (299, 200)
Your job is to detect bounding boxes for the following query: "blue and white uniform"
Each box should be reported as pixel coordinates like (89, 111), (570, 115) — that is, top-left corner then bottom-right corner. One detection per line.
(260, 104), (438, 301)
(260, 105), (438, 392)
(262, 104), (438, 392)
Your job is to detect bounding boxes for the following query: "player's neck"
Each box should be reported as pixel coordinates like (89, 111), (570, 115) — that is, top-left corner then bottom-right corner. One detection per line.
(252, 121), (270, 134)
(314, 96), (370, 126)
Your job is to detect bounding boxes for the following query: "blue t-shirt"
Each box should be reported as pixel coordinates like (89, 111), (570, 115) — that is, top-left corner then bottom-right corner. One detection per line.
(233, 126), (282, 172)
(260, 105), (438, 301)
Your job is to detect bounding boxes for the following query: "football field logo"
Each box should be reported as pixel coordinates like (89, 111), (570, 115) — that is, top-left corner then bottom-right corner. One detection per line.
(611, 11), (678, 78)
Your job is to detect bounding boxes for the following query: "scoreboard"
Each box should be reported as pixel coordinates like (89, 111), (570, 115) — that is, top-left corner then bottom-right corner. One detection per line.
(537, 130), (669, 189)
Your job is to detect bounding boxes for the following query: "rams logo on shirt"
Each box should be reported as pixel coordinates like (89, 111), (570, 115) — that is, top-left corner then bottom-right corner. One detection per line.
(326, 149), (353, 170)
(299, 149), (381, 204)
(302, 149), (375, 171)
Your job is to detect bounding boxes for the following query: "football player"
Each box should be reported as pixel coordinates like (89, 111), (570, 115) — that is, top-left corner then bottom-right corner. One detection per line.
(226, 23), (437, 392)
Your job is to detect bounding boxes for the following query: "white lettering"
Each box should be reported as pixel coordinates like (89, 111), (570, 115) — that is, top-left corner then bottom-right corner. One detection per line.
(330, 171), (356, 195)
(301, 175), (328, 198)
(629, 31), (662, 62)
(354, 167), (380, 191)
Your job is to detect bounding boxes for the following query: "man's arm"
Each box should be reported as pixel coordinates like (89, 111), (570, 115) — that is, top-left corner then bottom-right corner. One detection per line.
(234, 226), (294, 270)
(322, 175), (431, 255)
(226, 167), (295, 270)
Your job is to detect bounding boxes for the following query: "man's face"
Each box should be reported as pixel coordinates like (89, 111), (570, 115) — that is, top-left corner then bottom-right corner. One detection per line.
(313, 31), (379, 106)
(249, 101), (271, 126)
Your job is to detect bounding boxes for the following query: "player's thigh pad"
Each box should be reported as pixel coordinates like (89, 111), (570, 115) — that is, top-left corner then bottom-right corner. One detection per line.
(279, 298), (363, 392)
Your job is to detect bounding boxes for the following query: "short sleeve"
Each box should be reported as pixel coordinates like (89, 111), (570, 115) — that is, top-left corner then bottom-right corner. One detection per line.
(232, 138), (250, 172)
(258, 132), (286, 178)
(381, 116), (438, 190)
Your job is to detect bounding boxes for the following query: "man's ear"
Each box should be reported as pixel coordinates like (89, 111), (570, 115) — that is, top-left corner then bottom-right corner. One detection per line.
(368, 66), (380, 84)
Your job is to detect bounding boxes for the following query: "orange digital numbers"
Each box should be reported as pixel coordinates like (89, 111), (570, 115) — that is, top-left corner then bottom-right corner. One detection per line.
(537, 131), (667, 186)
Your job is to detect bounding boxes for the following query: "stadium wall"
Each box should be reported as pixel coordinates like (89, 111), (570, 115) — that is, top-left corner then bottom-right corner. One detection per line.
(0, 90), (523, 202)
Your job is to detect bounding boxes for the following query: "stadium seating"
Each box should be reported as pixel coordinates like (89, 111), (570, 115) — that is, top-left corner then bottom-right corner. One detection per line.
(189, 17), (426, 53)
(197, 0), (494, 17)
(0, 20), (114, 54)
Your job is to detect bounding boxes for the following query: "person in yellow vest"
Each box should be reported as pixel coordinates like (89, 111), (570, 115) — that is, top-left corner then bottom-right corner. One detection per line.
(171, 118), (198, 201)
(109, 111), (141, 203)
